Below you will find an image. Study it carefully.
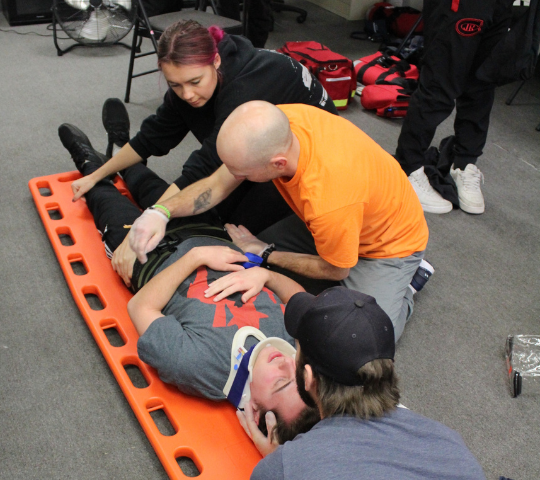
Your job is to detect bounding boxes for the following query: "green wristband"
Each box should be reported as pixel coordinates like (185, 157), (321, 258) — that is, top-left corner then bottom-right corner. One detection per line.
(150, 204), (171, 219)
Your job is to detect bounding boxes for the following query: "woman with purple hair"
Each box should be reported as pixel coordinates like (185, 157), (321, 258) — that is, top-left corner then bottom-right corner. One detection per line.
(69, 20), (336, 236)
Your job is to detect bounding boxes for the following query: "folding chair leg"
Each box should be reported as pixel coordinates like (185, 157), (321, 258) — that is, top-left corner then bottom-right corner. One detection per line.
(125, 18), (140, 103)
(506, 80), (526, 105)
(52, 14), (63, 57)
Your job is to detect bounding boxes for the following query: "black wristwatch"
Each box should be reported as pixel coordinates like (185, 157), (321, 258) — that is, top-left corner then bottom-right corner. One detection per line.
(260, 244), (276, 269)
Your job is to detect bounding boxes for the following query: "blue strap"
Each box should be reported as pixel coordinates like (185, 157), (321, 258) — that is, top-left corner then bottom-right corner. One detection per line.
(227, 344), (257, 408)
(242, 252), (263, 269)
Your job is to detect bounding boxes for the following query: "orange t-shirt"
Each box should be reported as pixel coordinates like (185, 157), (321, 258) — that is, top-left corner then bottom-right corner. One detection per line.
(274, 104), (429, 268)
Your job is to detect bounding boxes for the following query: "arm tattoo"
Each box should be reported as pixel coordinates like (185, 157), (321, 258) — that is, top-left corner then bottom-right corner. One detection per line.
(193, 189), (212, 214)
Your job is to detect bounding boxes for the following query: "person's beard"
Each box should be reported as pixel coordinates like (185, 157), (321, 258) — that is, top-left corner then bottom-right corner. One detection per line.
(295, 360), (317, 409)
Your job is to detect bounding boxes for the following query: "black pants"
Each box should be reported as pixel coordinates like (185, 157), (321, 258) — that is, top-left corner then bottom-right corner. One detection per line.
(395, 0), (514, 175)
(212, 179), (292, 235)
(218, 0), (272, 48)
(84, 162), (170, 253)
(84, 162), (290, 252)
(84, 162), (225, 293)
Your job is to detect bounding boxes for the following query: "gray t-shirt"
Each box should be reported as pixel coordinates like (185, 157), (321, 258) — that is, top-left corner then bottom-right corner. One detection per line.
(251, 408), (486, 480)
(137, 237), (294, 400)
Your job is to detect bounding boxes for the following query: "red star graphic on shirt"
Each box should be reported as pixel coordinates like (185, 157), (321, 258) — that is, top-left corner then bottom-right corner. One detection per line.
(186, 267), (281, 329)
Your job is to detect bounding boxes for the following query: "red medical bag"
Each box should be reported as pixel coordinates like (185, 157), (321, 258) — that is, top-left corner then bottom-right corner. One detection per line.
(365, 2), (423, 38)
(360, 80), (416, 118)
(278, 41), (356, 110)
(354, 51), (419, 86)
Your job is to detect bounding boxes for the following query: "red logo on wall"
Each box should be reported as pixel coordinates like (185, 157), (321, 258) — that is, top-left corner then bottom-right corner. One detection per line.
(456, 18), (484, 36)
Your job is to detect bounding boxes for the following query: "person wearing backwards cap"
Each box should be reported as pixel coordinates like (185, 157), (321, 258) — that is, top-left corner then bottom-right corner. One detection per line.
(248, 286), (486, 479)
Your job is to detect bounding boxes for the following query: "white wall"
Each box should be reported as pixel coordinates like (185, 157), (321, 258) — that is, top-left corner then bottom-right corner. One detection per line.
(404, 0), (423, 10)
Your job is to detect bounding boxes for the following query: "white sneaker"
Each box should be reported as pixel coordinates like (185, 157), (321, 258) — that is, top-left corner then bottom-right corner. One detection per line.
(408, 166), (453, 214)
(450, 164), (485, 214)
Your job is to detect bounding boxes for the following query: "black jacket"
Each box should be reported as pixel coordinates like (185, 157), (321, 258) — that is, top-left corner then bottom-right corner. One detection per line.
(129, 35), (337, 188)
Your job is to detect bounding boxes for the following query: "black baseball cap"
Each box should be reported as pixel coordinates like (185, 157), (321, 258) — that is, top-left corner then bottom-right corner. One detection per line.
(284, 286), (395, 386)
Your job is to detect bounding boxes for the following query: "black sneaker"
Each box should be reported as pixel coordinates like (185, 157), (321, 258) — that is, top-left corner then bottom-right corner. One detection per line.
(102, 98), (130, 159)
(58, 124), (108, 174)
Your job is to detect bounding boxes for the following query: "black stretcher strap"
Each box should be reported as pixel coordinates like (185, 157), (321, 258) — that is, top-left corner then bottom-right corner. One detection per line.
(131, 223), (232, 292)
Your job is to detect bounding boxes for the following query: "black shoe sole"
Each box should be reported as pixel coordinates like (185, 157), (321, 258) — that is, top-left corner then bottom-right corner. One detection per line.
(58, 123), (112, 177)
(102, 98), (130, 159)
(58, 123), (93, 152)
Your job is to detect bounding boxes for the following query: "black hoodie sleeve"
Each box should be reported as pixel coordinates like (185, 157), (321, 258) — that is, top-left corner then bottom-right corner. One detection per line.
(129, 89), (191, 160)
(173, 124), (224, 189)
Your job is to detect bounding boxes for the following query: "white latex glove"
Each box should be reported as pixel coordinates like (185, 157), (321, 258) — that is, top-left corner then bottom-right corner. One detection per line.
(225, 224), (269, 255)
(129, 208), (169, 264)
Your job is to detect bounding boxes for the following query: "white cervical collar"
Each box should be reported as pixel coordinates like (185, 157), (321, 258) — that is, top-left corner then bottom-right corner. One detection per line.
(223, 326), (296, 409)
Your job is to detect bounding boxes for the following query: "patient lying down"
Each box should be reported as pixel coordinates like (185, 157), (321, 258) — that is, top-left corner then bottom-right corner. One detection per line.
(59, 134), (319, 450)
(127, 236), (320, 447)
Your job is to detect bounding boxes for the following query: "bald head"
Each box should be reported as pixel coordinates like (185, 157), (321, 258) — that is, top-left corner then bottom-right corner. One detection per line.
(217, 101), (293, 178)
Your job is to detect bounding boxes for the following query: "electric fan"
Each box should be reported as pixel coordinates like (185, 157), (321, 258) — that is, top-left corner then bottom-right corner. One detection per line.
(52, 0), (137, 55)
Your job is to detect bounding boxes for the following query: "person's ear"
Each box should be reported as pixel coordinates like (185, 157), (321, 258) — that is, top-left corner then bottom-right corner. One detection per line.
(213, 53), (222, 70)
(304, 364), (315, 392)
(251, 406), (261, 425)
(270, 155), (287, 171)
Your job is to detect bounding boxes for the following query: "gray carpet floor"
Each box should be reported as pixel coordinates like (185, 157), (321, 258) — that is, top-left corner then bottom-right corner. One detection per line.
(1, 3), (539, 479)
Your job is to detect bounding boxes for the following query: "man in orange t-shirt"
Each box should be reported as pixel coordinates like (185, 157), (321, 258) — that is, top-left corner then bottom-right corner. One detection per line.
(128, 101), (430, 341)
